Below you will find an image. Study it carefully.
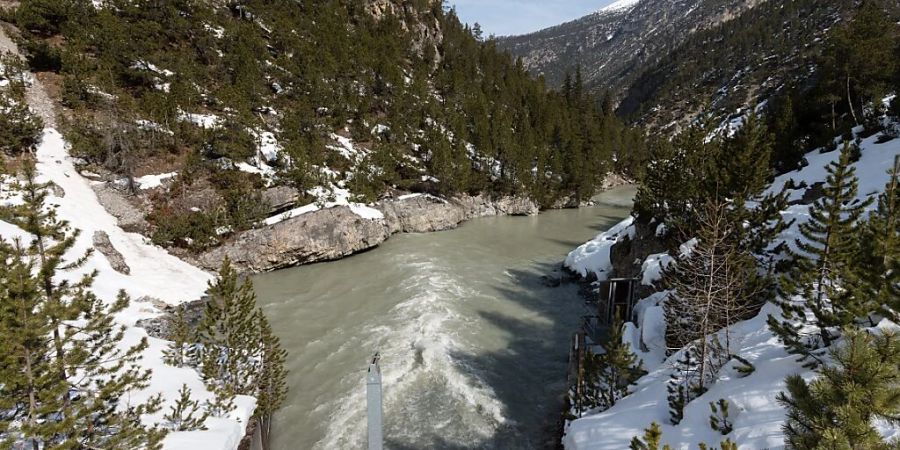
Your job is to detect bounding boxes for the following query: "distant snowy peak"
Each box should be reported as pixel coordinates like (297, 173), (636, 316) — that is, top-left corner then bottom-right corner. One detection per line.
(599, 0), (640, 14)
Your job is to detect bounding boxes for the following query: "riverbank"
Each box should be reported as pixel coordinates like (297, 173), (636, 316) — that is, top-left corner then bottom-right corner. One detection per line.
(190, 174), (632, 273)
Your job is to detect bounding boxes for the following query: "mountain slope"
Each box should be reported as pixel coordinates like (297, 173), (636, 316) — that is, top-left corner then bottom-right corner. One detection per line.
(563, 115), (900, 449)
(3, 0), (635, 259)
(498, 0), (761, 98)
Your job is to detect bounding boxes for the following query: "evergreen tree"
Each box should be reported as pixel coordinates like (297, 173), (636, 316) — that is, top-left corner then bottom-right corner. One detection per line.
(0, 242), (165, 448)
(4, 162), (90, 379)
(708, 398), (734, 435)
(777, 330), (900, 450)
(850, 156), (900, 321)
(629, 422), (671, 450)
(819, 0), (897, 125)
(162, 304), (193, 368)
(195, 258), (261, 414)
(164, 385), (209, 431)
(256, 310), (288, 448)
(719, 112), (773, 200)
(594, 316), (647, 411)
(0, 239), (69, 448)
(195, 258), (288, 430)
(666, 345), (701, 425)
(770, 142), (874, 360)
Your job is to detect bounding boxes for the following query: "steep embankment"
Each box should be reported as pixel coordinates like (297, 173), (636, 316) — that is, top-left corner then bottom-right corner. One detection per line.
(0, 24), (254, 450)
(561, 124), (900, 448)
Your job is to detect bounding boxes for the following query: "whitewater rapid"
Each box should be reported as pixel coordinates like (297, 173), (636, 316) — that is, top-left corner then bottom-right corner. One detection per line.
(253, 186), (636, 449)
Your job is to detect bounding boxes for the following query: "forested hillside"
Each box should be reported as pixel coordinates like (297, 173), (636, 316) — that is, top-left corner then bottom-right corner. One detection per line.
(562, 2), (900, 447)
(0, 0), (641, 252)
(501, 0), (900, 143)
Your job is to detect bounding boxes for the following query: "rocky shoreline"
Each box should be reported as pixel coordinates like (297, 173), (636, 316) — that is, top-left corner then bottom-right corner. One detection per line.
(190, 193), (542, 273)
(191, 174), (633, 273)
(89, 171), (632, 275)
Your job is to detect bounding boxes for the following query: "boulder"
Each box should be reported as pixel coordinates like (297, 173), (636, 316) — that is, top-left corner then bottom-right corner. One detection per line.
(92, 230), (130, 274)
(196, 205), (391, 272)
(262, 185), (301, 215)
(377, 195), (467, 233)
(196, 193), (540, 273)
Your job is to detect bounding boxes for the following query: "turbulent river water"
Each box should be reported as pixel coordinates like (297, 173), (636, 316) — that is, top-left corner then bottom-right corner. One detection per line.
(253, 186), (636, 450)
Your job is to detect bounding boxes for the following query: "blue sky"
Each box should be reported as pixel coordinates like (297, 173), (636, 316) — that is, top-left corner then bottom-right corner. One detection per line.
(451, 1), (615, 37)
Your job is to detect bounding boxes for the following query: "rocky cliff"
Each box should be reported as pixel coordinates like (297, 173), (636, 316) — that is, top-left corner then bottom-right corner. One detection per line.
(193, 193), (540, 273)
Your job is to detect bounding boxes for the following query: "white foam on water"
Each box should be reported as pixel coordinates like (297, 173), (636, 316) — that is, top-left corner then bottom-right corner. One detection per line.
(316, 258), (508, 449)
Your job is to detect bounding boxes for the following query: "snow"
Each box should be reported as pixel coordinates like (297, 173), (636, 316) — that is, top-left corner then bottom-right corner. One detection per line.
(565, 304), (803, 450)
(327, 133), (365, 161)
(0, 129), (254, 449)
(640, 252), (673, 286)
(564, 216), (636, 280)
(563, 120), (900, 449)
(768, 130), (900, 203)
(178, 110), (222, 129)
(263, 185), (384, 226)
(599, 0), (640, 14)
(131, 172), (178, 190)
(253, 129), (281, 163)
(131, 60), (175, 77)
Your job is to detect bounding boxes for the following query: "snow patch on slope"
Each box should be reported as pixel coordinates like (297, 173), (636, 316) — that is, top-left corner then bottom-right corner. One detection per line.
(599, 0), (640, 14)
(0, 129), (254, 450)
(563, 124), (900, 449)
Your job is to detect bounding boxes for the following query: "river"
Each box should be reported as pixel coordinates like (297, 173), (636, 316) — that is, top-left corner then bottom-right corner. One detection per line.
(253, 185), (636, 450)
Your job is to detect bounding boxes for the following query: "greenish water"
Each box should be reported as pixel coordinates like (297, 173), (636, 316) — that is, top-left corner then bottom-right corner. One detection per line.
(253, 186), (636, 449)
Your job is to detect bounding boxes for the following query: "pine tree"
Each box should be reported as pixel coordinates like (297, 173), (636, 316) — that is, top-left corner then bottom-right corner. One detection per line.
(163, 304), (193, 368)
(196, 258), (261, 415)
(819, 0), (897, 125)
(708, 398), (734, 435)
(0, 241), (165, 449)
(1, 166), (165, 448)
(4, 162), (91, 379)
(666, 345), (701, 425)
(850, 155), (900, 321)
(777, 330), (900, 450)
(0, 239), (70, 448)
(719, 112), (773, 200)
(770, 142), (874, 360)
(164, 385), (209, 431)
(256, 310), (288, 448)
(595, 316), (647, 411)
(629, 422), (671, 450)
(195, 257), (289, 429)
(71, 290), (167, 449)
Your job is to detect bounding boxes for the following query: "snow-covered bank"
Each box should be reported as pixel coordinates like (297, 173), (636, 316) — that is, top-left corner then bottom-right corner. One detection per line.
(562, 128), (900, 449)
(3, 129), (256, 449)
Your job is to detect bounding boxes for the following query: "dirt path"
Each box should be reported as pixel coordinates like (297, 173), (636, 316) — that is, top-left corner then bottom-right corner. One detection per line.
(0, 23), (58, 127)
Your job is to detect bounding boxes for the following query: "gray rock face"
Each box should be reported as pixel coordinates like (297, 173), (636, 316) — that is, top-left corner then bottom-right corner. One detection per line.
(197, 193), (540, 273)
(91, 183), (150, 233)
(195, 205), (392, 272)
(135, 297), (207, 340)
(93, 230), (130, 274)
(262, 186), (301, 215)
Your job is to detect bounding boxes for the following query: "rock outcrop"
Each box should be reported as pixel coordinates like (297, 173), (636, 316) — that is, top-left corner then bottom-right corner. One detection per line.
(91, 183), (150, 233)
(195, 205), (391, 272)
(196, 193), (540, 273)
(92, 230), (131, 274)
